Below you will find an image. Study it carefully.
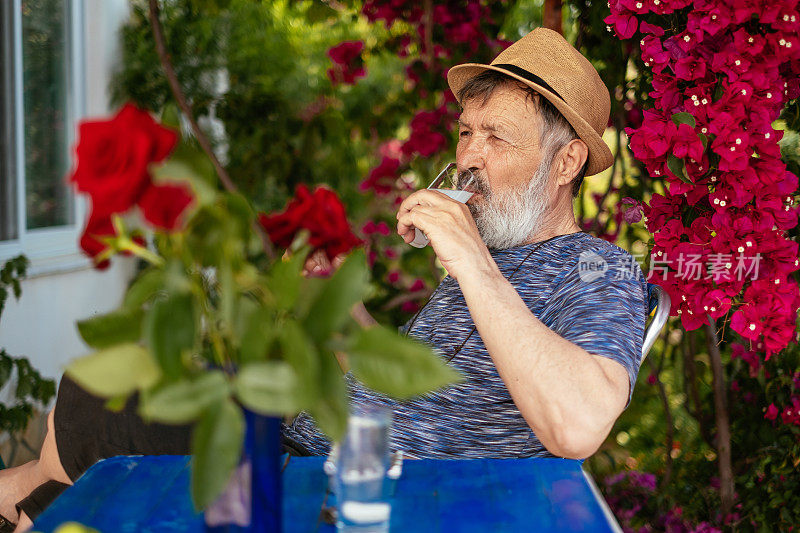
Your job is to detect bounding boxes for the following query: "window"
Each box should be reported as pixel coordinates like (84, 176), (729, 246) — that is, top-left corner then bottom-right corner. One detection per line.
(0, 0), (85, 270)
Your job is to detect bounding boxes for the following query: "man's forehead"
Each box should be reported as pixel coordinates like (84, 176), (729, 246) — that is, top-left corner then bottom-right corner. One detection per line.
(458, 86), (540, 131)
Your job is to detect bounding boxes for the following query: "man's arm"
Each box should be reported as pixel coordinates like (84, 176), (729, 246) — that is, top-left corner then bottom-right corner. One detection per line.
(457, 257), (631, 459)
(396, 190), (639, 459)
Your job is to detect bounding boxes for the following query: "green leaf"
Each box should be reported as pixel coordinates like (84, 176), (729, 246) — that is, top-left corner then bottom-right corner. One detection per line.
(145, 292), (197, 379)
(293, 277), (326, 318)
(140, 371), (230, 424)
(104, 394), (129, 413)
(303, 249), (369, 341)
(190, 398), (245, 510)
(237, 303), (274, 364)
(160, 103), (181, 130)
(279, 319), (320, 406)
(153, 141), (217, 205)
(77, 308), (145, 349)
(0, 351), (13, 386)
(234, 361), (302, 416)
(671, 112), (696, 128)
(65, 343), (161, 398)
(698, 132), (709, 149)
(666, 154), (693, 185)
(267, 252), (306, 310)
(123, 269), (165, 309)
(306, 351), (348, 442)
(347, 326), (462, 399)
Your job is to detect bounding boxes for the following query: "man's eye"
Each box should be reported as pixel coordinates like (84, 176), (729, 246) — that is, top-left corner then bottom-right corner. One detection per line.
(459, 130), (471, 138)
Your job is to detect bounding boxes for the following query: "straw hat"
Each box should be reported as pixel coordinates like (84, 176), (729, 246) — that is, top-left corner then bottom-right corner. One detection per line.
(447, 28), (613, 176)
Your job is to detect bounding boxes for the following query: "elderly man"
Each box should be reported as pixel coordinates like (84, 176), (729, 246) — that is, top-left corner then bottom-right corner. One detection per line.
(0, 28), (646, 531)
(284, 27), (648, 460)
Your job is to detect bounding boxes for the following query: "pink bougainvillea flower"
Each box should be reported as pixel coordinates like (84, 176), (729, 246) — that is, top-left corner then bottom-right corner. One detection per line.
(604, 11), (638, 40)
(327, 41), (367, 86)
(619, 197), (644, 223)
(764, 403), (779, 420)
(639, 20), (665, 36)
(401, 110), (448, 158)
(671, 123), (706, 161)
(674, 56), (707, 81)
(359, 156), (400, 195)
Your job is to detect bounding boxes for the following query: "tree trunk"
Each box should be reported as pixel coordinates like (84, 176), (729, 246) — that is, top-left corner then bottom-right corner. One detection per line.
(705, 317), (734, 517)
(542, 0), (563, 35)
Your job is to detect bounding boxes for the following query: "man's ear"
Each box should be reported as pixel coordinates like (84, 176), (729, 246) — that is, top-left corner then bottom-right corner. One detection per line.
(555, 139), (589, 187)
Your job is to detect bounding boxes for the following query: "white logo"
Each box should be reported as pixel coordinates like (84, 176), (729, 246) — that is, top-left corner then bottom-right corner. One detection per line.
(578, 251), (608, 282)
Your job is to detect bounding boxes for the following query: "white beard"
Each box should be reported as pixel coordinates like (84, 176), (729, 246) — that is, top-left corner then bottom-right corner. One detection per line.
(467, 161), (552, 250)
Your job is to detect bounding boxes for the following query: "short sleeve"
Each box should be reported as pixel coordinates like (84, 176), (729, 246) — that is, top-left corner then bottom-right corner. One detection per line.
(537, 248), (647, 405)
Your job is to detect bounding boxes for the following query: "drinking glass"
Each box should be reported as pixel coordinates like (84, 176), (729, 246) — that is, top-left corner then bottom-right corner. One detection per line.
(409, 163), (476, 248)
(334, 406), (393, 533)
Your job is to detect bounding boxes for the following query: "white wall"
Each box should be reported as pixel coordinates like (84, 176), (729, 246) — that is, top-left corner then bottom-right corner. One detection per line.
(0, 0), (134, 382)
(0, 259), (136, 379)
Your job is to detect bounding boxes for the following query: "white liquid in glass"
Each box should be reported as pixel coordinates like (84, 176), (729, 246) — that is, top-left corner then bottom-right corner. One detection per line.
(409, 188), (475, 248)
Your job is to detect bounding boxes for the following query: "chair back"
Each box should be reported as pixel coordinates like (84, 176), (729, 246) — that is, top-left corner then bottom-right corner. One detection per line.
(642, 283), (671, 363)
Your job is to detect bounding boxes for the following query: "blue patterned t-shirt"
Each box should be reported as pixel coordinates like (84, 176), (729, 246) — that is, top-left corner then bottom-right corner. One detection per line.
(284, 232), (648, 458)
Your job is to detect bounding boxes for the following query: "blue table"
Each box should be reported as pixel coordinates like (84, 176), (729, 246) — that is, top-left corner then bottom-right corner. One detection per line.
(35, 455), (620, 532)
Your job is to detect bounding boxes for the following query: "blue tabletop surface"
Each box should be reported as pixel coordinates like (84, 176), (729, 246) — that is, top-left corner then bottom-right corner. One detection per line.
(35, 455), (620, 532)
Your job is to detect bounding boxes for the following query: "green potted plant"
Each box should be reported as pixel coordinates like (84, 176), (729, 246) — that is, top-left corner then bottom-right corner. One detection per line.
(63, 100), (459, 529)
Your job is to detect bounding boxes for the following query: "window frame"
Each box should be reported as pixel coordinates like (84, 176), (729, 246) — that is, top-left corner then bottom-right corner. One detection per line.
(0, 0), (87, 275)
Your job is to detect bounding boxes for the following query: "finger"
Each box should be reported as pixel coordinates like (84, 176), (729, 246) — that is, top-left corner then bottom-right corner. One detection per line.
(397, 206), (439, 239)
(302, 249), (331, 276)
(396, 189), (454, 220)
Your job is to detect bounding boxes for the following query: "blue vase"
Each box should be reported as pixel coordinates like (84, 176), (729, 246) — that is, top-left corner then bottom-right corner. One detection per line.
(204, 411), (283, 532)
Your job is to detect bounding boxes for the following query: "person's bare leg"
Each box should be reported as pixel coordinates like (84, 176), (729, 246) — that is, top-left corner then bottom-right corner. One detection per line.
(0, 461), (46, 523)
(37, 409), (71, 486)
(0, 409), (71, 524)
(13, 511), (31, 532)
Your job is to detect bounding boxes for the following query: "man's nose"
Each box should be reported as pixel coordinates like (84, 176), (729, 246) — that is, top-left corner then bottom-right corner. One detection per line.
(456, 137), (485, 173)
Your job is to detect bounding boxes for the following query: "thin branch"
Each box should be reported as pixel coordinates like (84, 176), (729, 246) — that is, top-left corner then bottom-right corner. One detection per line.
(381, 289), (433, 312)
(705, 316), (735, 517)
(682, 330), (714, 448)
(647, 350), (674, 489)
(542, 0), (563, 34)
(147, 0), (276, 260)
(422, 0), (434, 67)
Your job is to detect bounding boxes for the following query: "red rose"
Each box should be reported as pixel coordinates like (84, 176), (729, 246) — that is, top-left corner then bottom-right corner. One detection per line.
(258, 185), (362, 261)
(70, 104), (178, 217)
(138, 183), (194, 231)
(79, 213), (116, 270)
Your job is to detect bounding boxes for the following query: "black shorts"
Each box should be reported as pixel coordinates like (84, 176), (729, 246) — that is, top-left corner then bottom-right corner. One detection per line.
(53, 375), (193, 482)
(16, 376), (192, 522)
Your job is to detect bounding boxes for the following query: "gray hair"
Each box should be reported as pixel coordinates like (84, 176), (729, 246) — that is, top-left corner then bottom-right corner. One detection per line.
(457, 70), (588, 197)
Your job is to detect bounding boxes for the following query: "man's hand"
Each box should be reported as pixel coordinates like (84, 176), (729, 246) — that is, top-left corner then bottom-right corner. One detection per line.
(302, 249), (344, 278)
(396, 190), (494, 281)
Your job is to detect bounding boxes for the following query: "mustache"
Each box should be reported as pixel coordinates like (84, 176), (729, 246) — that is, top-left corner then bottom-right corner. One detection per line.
(458, 170), (492, 197)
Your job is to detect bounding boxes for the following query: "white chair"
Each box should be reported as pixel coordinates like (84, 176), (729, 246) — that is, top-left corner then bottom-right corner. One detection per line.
(642, 283), (671, 362)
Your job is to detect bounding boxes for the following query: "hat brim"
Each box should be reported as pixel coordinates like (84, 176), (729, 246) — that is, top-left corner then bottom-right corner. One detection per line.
(447, 63), (613, 177)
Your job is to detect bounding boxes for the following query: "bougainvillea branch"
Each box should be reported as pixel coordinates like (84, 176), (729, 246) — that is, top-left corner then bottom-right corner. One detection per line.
(606, 0), (800, 517)
(706, 317), (734, 516)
